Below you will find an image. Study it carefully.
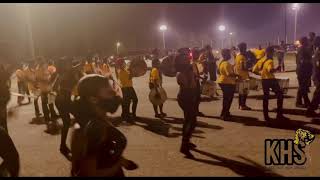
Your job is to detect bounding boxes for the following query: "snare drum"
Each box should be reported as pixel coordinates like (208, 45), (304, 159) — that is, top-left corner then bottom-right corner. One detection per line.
(249, 77), (261, 91)
(236, 80), (250, 95)
(277, 77), (289, 94)
(48, 92), (57, 104)
(201, 80), (216, 97)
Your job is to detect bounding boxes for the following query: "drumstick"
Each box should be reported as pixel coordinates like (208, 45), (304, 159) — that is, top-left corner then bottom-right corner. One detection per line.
(10, 92), (39, 99)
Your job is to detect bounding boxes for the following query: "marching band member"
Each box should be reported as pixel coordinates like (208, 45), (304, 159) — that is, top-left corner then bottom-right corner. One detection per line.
(217, 49), (237, 121)
(191, 48), (205, 117)
(203, 45), (217, 81)
(47, 60), (59, 120)
(252, 46), (289, 122)
(235, 42), (252, 110)
(15, 64), (27, 105)
(306, 36), (320, 117)
(149, 58), (166, 118)
(83, 59), (95, 75)
(117, 58), (138, 123)
(0, 61), (20, 177)
(24, 61), (42, 118)
(70, 74), (138, 177)
(176, 48), (198, 159)
(35, 60), (55, 133)
(54, 58), (77, 158)
(296, 37), (313, 108)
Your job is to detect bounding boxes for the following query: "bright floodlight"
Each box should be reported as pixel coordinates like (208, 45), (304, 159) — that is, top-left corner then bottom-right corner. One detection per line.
(218, 25), (226, 32)
(160, 25), (167, 31)
(229, 32), (233, 35)
(292, 3), (300, 10)
(116, 42), (121, 47)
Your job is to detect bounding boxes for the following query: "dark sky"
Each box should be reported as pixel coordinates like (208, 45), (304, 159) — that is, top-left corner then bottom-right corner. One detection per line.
(1, 3), (320, 57)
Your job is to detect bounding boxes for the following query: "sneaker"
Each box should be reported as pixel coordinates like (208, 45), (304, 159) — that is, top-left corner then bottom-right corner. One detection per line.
(197, 112), (205, 117)
(155, 114), (162, 118)
(276, 115), (290, 121)
(160, 112), (167, 117)
(239, 106), (252, 110)
(188, 142), (197, 149)
(180, 146), (195, 159)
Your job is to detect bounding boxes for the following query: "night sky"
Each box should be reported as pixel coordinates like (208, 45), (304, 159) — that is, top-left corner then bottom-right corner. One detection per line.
(0, 3), (320, 57)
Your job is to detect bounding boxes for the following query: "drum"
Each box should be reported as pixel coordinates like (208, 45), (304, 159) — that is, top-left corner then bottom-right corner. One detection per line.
(160, 55), (177, 77)
(236, 80), (250, 95)
(48, 92), (57, 104)
(128, 57), (147, 77)
(149, 87), (167, 106)
(249, 77), (262, 91)
(201, 80), (216, 97)
(277, 77), (289, 94)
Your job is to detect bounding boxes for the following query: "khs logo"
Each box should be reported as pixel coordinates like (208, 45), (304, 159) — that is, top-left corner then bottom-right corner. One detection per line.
(264, 129), (315, 166)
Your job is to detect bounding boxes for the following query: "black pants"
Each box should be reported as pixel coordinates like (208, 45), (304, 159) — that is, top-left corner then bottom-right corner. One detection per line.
(239, 94), (248, 107)
(121, 87), (138, 119)
(0, 106), (7, 132)
(297, 76), (311, 106)
(56, 90), (72, 148)
(308, 84), (320, 111)
(17, 81), (25, 104)
(278, 57), (285, 72)
(262, 79), (284, 119)
(34, 97), (40, 117)
(177, 89), (197, 144)
(219, 84), (236, 117)
(207, 62), (217, 81)
(41, 92), (51, 123)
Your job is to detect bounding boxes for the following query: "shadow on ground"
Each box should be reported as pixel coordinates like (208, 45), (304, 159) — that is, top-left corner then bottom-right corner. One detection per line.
(202, 114), (320, 134)
(247, 94), (295, 100)
(109, 116), (223, 138)
(190, 148), (283, 177)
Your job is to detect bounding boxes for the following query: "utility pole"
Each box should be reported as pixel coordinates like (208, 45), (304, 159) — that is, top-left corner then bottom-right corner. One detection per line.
(284, 4), (287, 44)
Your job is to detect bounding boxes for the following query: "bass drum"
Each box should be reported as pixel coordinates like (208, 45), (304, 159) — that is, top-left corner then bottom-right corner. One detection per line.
(236, 80), (250, 95)
(160, 55), (177, 77)
(149, 87), (167, 106)
(128, 57), (147, 77)
(201, 80), (216, 97)
(277, 77), (289, 94)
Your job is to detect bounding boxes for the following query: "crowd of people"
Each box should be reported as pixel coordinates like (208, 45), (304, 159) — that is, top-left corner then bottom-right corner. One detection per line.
(0, 31), (319, 177)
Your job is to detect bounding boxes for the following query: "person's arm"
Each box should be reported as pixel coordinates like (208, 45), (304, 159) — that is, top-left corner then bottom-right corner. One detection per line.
(0, 128), (20, 177)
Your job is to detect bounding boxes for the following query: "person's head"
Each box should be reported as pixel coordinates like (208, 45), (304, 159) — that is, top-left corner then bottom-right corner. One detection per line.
(300, 36), (309, 47)
(258, 45), (262, 50)
(205, 45), (212, 52)
(116, 58), (126, 69)
(192, 48), (200, 61)
(265, 46), (275, 59)
(221, 49), (231, 61)
(152, 58), (160, 68)
(314, 36), (320, 49)
(57, 57), (73, 72)
(175, 52), (192, 73)
(309, 32), (316, 40)
(238, 42), (247, 53)
(77, 74), (122, 116)
(280, 41), (285, 46)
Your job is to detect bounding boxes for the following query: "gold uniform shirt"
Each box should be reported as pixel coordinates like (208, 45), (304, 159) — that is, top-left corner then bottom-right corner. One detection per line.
(149, 68), (161, 84)
(118, 69), (133, 88)
(252, 58), (275, 79)
(16, 69), (25, 82)
(83, 62), (94, 74)
(217, 60), (236, 85)
(235, 54), (249, 80)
